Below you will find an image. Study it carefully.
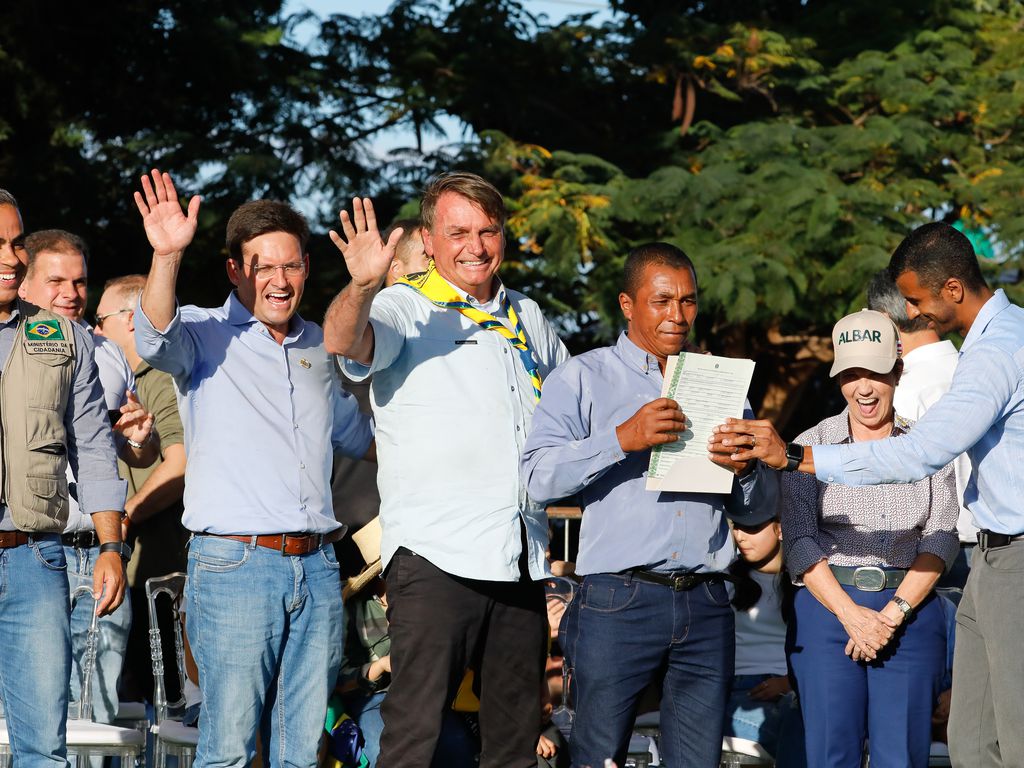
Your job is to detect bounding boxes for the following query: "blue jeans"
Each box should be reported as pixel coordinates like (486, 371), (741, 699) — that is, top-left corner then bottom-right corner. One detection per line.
(723, 674), (806, 768)
(186, 535), (345, 768)
(66, 544), (132, 724)
(789, 586), (945, 768)
(0, 535), (71, 767)
(342, 690), (480, 768)
(561, 572), (734, 768)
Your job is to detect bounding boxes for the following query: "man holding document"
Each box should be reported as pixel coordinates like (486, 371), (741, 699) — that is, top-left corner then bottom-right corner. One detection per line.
(521, 242), (777, 768)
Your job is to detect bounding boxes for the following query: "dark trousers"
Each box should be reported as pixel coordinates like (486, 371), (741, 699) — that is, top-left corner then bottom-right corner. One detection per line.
(378, 548), (547, 768)
(789, 586), (944, 768)
(561, 572), (735, 768)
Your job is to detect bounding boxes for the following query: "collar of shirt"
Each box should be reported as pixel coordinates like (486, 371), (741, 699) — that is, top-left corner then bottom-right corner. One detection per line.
(223, 291), (308, 343)
(961, 289), (1009, 355)
(826, 407), (912, 446)
(902, 339), (958, 370)
(437, 274), (507, 316)
(615, 331), (663, 376)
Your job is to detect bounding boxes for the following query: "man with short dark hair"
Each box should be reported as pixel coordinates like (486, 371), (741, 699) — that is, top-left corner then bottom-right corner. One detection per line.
(720, 221), (1024, 768)
(0, 192), (127, 765)
(324, 172), (569, 768)
(132, 169), (373, 768)
(867, 269), (976, 587)
(19, 230), (156, 740)
(522, 242), (776, 768)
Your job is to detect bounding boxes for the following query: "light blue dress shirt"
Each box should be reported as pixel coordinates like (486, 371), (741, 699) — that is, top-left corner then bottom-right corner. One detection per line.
(135, 293), (373, 535)
(0, 306), (126, 531)
(521, 332), (777, 576)
(341, 280), (569, 581)
(814, 290), (1024, 535)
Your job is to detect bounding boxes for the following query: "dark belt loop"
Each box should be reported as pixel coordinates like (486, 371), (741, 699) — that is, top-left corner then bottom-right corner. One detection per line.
(623, 570), (633, 587)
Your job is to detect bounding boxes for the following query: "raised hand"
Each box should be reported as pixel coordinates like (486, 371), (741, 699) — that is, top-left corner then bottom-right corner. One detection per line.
(615, 398), (687, 453)
(329, 197), (404, 291)
(133, 169), (200, 257)
(113, 390), (155, 447)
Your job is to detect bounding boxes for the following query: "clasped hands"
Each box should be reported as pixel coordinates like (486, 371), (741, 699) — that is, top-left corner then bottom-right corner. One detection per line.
(838, 602), (903, 662)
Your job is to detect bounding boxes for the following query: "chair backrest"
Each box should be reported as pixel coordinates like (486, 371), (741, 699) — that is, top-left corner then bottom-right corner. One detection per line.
(145, 572), (188, 723)
(69, 585), (100, 721)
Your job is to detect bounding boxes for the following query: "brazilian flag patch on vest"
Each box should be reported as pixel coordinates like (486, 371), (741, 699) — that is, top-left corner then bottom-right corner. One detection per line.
(25, 320), (65, 341)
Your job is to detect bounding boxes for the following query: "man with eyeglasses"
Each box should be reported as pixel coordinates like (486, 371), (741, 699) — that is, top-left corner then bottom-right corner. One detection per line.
(16, 229), (157, 749)
(0, 191), (129, 765)
(132, 170), (373, 768)
(94, 273), (190, 703)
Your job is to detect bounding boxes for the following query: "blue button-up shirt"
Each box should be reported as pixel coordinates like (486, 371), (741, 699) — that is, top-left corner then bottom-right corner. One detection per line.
(521, 332), (777, 576)
(0, 307), (125, 530)
(341, 280), (569, 581)
(135, 293), (373, 535)
(814, 290), (1024, 535)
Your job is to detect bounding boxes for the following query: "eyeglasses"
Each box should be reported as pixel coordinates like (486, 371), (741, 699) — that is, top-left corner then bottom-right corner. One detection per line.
(94, 308), (132, 328)
(236, 260), (307, 279)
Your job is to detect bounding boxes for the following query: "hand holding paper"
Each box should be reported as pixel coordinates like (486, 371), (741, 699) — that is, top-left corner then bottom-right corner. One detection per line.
(646, 352), (755, 494)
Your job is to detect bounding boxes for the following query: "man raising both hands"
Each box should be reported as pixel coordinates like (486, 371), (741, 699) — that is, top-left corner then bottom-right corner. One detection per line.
(131, 170), (373, 768)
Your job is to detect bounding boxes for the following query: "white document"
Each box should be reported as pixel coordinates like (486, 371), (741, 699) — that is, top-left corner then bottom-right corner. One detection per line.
(646, 353), (755, 494)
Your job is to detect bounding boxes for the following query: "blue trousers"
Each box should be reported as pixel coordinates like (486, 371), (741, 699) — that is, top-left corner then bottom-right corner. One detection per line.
(186, 535), (345, 768)
(0, 535), (71, 767)
(788, 586), (944, 768)
(561, 572), (734, 768)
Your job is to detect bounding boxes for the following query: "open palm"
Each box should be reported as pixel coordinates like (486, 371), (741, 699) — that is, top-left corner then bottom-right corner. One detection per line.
(133, 169), (200, 256)
(329, 197), (404, 289)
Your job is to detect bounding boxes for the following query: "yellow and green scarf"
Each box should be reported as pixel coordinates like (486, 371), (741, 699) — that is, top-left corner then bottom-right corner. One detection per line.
(397, 267), (543, 400)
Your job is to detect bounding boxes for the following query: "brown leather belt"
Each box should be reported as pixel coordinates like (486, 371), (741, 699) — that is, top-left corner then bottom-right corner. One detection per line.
(0, 532), (31, 549)
(209, 533), (325, 556)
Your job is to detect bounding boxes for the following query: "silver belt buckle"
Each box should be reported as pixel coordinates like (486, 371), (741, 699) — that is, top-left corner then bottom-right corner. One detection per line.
(852, 566), (886, 591)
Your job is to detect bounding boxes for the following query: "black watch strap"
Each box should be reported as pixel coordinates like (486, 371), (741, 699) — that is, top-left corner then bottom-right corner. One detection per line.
(98, 541), (131, 560)
(784, 442), (804, 472)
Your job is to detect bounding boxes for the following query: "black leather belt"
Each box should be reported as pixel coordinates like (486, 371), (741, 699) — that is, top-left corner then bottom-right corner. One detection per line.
(61, 530), (98, 548)
(625, 568), (731, 592)
(977, 530), (1024, 551)
(830, 564), (906, 591)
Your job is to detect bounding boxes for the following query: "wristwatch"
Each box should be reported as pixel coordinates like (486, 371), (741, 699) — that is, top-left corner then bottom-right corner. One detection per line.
(891, 595), (914, 620)
(784, 442), (804, 472)
(98, 541), (132, 561)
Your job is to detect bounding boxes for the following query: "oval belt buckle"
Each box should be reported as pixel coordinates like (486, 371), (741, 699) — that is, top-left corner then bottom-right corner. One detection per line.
(852, 566), (886, 592)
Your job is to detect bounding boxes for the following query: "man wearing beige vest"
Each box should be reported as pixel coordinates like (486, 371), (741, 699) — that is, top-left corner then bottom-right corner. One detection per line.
(0, 190), (127, 767)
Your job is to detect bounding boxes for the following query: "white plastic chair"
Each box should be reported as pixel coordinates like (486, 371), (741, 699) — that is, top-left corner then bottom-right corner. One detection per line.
(146, 573), (198, 768)
(720, 735), (774, 767)
(0, 586), (145, 767)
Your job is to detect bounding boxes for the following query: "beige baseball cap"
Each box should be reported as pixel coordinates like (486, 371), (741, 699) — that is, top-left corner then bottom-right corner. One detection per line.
(830, 309), (901, 377)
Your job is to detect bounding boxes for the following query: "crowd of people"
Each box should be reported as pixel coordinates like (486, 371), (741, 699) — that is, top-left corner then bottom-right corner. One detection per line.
(0, 166), (1020, 768)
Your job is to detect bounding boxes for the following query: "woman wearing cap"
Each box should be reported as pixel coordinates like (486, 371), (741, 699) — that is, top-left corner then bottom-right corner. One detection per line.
(779, 310), (958, 767)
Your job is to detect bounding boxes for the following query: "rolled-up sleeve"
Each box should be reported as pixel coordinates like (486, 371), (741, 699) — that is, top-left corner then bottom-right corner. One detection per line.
(134, 298), (196, 381)
(521, 360), (626, 505)
(340, 294), (407, 382)
(67, 324), (126, 514)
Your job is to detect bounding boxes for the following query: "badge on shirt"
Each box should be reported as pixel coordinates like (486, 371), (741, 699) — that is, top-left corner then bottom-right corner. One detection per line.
(26, 320), (65, 341)
(24, 319), (74, 357)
